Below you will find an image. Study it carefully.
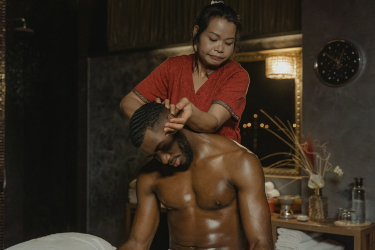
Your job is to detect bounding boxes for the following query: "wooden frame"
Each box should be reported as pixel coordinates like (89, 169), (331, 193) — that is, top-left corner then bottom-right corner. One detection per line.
(235, 47), (303, 177)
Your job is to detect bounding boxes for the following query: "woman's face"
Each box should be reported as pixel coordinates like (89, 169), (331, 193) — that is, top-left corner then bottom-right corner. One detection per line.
(195, 17), (236, 68)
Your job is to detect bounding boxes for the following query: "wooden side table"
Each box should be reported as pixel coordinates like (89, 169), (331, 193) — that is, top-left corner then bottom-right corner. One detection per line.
(271, 213), (375, 250)
(125, 204), (374, 249)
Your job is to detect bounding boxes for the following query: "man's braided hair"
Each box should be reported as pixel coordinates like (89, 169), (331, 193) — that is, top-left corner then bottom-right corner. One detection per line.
(129, 102), (168, 148)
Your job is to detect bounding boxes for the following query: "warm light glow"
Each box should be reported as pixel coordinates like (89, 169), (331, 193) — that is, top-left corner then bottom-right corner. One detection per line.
(260, 123), (264, 128)
(293, 123), (297, 128)
(254, 114), (258, 118)
(247, 123), (251, 127)
(265, 125), (269, 129)
(265, 55), (296, 79)
(243, 124), (247, 128)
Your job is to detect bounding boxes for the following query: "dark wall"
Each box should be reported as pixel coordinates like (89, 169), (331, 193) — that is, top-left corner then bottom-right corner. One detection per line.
(5, 0), (79, 247)
(301, 0), (375, 220)
(87, 46), (194, 246)
(5, 0), (110, 246)
(8, 0), (375, 248)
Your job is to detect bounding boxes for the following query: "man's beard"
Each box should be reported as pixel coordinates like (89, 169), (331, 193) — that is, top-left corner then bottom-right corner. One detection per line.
(174, 132), (194, 169)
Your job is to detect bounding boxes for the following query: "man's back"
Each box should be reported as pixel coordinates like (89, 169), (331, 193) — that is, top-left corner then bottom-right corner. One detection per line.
(139, 133), (259, 249)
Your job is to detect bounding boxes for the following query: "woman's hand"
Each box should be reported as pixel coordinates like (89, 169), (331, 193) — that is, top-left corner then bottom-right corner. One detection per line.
(155, 97), (180, 135)
(164, 98), (193, 135)
(155, 97), (170, 109)
(157, 97), (231, 135)
(155, 97), (180, 116)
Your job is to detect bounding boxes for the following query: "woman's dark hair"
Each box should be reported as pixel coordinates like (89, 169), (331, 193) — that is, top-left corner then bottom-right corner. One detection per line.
(192, 3), (242, 53)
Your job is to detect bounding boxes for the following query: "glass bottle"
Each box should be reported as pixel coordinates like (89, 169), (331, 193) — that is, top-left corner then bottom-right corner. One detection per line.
(352, 178), (366, 224)
(309, 188), (328, 221)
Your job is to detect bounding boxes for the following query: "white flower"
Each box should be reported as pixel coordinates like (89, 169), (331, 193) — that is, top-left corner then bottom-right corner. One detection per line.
(334, 166), (343, 177)
(308, 174), (325, 189)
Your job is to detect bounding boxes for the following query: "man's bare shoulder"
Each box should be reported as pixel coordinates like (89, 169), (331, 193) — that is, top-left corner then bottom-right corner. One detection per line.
(199, 133), (257, 159)
(198, 134), (264, 177)
(137, 159), (166, 188)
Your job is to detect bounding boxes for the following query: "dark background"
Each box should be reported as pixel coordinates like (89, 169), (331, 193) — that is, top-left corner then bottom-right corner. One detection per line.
(6, 0), (375, 249)
(5, 0), (79, 245)
(5, 1), (299, 247)
(5, 0), (106, 246)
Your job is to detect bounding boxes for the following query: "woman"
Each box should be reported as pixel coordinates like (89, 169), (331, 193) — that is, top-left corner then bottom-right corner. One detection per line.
(120, 2), (249, 143)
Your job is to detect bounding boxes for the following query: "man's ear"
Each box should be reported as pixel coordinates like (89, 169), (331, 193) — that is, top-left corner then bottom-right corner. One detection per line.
(193, 25), (199, 37)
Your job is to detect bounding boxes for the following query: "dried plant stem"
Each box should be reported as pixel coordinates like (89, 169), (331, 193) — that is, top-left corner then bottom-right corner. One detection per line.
(259, 109), (342, 190)
(260, 109), (315, 175)
(276, 177), (308, 192)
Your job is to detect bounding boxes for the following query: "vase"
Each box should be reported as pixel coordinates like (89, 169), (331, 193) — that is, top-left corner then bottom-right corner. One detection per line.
(309, 188), (328, 221)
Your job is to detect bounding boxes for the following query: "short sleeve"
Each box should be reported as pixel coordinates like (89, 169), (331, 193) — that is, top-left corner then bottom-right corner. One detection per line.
(133, 58), (171, 103)
(213, 68), (249, 121)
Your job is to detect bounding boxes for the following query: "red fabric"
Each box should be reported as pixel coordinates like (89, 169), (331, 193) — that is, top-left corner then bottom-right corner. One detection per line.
(302, 134), (315, 168)
(134, 54), (249, 143)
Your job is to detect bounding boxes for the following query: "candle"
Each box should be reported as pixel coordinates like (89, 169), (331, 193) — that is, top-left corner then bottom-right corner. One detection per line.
(268, 198), (275, 214)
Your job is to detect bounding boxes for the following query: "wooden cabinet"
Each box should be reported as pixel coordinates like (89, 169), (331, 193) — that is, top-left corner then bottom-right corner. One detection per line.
(271, 214), (375, 250)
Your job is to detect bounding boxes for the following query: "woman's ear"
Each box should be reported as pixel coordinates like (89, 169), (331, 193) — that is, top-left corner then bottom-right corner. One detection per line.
(193, 25), (199, 37)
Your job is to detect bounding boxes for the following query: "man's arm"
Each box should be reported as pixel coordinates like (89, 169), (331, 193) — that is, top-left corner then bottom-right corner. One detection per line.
(117, 172), (160, 250)
(231, 151), (273, 250)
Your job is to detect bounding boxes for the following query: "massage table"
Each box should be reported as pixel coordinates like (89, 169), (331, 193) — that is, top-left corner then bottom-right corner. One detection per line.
(6, 232), (116, 250)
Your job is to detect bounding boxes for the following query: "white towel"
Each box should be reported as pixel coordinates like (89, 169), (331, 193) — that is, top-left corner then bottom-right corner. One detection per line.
(265, 181), (275, 193)
(277, 228), (323, 243)
(276, 237), (323, 250)
(267, 189), (280, 198)
(128, 188), (137, 204)
(6, 233), (116, 250)
(128, 179), (138, 204)
(310, 239), (344, 250)
(129, 179), (137, 188)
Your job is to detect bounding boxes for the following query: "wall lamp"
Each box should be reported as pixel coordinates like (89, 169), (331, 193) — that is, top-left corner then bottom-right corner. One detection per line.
(265, 55), (296, 79)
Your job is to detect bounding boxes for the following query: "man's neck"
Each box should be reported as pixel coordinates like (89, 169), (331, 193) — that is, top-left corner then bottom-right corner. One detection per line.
(181, 129), (210, 162)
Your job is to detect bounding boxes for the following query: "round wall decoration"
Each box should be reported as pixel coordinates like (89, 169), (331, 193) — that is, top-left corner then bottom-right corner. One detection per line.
(314, 40), (360, 87)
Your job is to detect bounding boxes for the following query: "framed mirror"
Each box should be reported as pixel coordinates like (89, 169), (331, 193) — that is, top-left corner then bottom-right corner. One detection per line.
(235, 47), (302, 177)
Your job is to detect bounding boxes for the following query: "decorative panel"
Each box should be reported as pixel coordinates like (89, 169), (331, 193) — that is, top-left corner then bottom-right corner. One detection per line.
(108, 0), (301, 51)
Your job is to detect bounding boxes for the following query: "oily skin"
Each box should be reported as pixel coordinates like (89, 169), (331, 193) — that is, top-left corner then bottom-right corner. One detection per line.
(118, 124), (273, 250)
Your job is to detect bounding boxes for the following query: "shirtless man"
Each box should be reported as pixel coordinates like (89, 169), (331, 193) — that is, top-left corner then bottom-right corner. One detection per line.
(118, 103), (273, 250)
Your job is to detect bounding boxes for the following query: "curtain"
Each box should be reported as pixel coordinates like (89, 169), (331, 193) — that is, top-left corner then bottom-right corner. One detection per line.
(108, 0), (301, 51)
